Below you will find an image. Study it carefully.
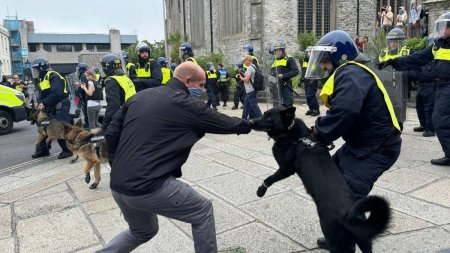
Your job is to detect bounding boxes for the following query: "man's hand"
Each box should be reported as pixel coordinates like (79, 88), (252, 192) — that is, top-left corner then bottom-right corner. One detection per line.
(278, 74), (284, 80)
(375, 59), (394, 70)
(37, 103), (45, 110)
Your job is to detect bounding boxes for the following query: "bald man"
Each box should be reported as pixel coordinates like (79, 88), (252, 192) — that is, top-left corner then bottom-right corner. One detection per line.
(101, 62), (252, 253)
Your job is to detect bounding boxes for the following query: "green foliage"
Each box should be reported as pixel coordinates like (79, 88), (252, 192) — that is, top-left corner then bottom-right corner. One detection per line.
(167, 32), (190, 64)
(367, 29), (386, 61)
(297, 32), (319, 51)
(404, 37), (427, 51)
(196, 52), (225, 70)
(124, 40), (166, 64)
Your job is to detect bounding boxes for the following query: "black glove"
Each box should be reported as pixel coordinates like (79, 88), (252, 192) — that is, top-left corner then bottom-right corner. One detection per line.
(375, 59), (394, 70)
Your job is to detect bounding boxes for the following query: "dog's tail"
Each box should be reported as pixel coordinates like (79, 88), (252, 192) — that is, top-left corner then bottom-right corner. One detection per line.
(345, 196), (391, 240)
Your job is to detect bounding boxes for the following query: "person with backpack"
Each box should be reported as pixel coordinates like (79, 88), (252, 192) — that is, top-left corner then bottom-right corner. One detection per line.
(240, 55), (262, 119)
(79, 69), (103, 130)
(269, 40), (299, 107)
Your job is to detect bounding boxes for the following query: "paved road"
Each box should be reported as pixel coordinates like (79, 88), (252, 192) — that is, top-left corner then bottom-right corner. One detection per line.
(0, 120), (59, 173)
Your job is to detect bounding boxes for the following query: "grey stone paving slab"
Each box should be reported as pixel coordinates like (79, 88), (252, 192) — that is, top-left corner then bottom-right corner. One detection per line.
(205, 142), (263, 159)
(184, 154), (213, 167)
(14, 191), (77, 220)
(209, 153), (275, 177)
(237, 139), (274, 153)
(0, 178), (37, 194)
(372, 227), (450, 253)
(259, 173), (303, 190)
(0, 205), (11, 239)
(21, 183), (67, 200)
(410, 162), (450, 177)
(91, 208), (194, 253)
(371, 187), (450, 225)
(81, 196), (118, 215)
(0, 175), (21, 186)
(387, 210), (434, 234)
(74, 244), (102, 252)
(17, 207), (98, 253)
(198, 171), (284, 205)
(409, 178), (450, 208)
(443, 224), (450, 232)
(250, 155), (279, 169)
(67, 173), (112, 203)
(292, 186), (313, 200)
(192, 147), (221, 156)
(0, 237), (14, 253)
(182, 162), (234, 182)
(375, 168), (440, 193)
(242, 192), (323, 249)
(171, 186), (255, 235)
(197, 137), (215, 145)
(10, 159), (67, 178)
(191, 143), (207, 150)
(217, 222), (305, 253)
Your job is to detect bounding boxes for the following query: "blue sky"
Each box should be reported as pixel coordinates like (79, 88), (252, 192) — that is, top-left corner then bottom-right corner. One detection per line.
(1, 0), (165, 42)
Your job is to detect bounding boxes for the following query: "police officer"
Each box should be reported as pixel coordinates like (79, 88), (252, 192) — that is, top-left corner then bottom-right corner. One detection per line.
(301, 49), (320, 116)
(376, 28), (411, 64)
(232, 63), (245, 110)
(118, 51), (134, 78)
(179, 42), (197, 64)
(378, 12), (450, 166)
(158, 57), (172, 85)
(410, 37), (435, 137)
(303, 30), (402, 250)
(130, 43), (162, 92)
(217, 63), (230, 108)
(205, 62), (218, 111)
(76, 62), (89, 128)
(243, 44), (260, 68)
(31, 57), (74, 159)
(170, 63), (177, 73)
(269, 40), (299, 107)
(101, 54), (136, 132)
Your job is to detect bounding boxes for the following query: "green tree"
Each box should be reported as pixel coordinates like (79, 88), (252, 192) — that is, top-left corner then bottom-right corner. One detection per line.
(167, 32), (190, 64)
(367, 29), (386, 61)
(404, 37), (426, 51)
(124, 40), (166, 64)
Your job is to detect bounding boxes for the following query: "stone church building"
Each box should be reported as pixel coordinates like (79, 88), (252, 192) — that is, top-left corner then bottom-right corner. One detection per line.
(164, 0), (450, 68)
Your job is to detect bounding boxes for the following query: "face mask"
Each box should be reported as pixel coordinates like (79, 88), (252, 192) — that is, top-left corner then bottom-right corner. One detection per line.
(188, 87), (205, 98)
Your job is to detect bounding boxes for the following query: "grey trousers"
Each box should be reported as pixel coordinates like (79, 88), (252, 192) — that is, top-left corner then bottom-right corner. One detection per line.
(96, 176), (217, 253)
(87, 105), (102, 130)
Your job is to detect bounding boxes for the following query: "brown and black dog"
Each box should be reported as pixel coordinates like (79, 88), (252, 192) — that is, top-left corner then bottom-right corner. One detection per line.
(252, 106), (390, 253)
(30, 108), (67, 145)
(63, 119), (108, 189)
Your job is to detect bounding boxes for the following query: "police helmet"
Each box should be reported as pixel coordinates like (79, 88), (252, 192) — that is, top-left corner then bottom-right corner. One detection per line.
(158, 57), (168, 67)
(433, 12), (450, 40)
(206, 62), (214, 69)
(273, 40), (287, 50)
(94, 68), (100, 74)
(179, 42), (193, 54)
(76, 63), (88, 74)
(304, 30), (359, 79)
(387, 28), (406, 41)
(101, 54), (124, 76)
(243, 44), (254, 53)
(170, 63), (177, 71)
(31, 57), (50, 78)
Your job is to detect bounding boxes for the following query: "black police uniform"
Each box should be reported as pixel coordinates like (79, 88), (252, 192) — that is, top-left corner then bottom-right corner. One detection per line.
(34, 71), (72, 157)
(205, 70), (218, 109)
(217, 69), (230, 106)
(233, 68), (246, 109)
(390, 38), (450, 164)
(102, 77), (129, 132)
(301, 57), (320, 114)
(130, 59), (163, 92)
(315, 64), (402, 199)
(270, 55), (299, 107)
(409, 62), (435, 134)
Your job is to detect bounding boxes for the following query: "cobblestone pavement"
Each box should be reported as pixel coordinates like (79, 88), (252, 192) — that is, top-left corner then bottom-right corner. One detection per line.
(0, 104), (449, 253)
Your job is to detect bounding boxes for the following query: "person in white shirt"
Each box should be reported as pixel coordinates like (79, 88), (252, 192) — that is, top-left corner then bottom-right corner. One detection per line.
(79, 69), (103, 130)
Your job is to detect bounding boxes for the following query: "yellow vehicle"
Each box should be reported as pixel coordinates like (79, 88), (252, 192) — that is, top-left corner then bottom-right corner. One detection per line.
(0, 85), (27, 135)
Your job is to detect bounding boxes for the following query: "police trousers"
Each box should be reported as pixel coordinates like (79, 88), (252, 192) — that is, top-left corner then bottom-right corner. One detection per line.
(96, 176), (217, 253)
(304, 79), (319, 111)
(416, 84), (435, 132)
(432, 84), (450, 157)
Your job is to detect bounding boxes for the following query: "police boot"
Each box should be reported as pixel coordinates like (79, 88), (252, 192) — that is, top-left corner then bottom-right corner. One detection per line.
(31, 152), (50, 159)
(317, 237), (329, 250)
(310, 110), (320, 116)
(58, 151), (73, 159)
(413, 126), (425, 132)
(305, 110), (312, 115)
(232, 105), (238, 110)
(431, 157), (450, 166)
(423, 131), (435, 137)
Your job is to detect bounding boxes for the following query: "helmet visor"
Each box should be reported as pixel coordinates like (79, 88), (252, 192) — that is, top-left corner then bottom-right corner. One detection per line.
(305, 46), (336, 80)
(31, 68), (40, 79)
(118, 54), (129, 76)
(386, 39), (403, 55)
(433, 19), (450, 40)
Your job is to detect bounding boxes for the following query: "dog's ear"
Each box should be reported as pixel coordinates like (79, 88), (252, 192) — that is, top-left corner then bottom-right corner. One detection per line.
(75, 119), (82, 127)
(63, 123), (74, 133)
(281, 106), (296, 122)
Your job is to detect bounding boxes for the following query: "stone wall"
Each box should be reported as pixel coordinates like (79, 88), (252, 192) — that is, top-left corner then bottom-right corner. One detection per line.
(336, 0), (377, 37)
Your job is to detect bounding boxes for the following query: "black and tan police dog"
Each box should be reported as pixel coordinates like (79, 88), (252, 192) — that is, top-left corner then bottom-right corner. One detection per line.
(252, 106), (390, 253)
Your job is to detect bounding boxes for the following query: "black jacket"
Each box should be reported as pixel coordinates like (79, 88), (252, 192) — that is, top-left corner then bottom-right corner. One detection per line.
(270, 56), (299, 87)
(102, 77), (125, 132)
(130, 59), (163, 92)
(315, 64), (400, 156)
(105, 78), (252, 196)
(39, 71), (67, 108)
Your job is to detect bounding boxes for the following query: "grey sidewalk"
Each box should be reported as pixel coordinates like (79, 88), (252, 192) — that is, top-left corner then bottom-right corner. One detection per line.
(0, 105), (449, 253)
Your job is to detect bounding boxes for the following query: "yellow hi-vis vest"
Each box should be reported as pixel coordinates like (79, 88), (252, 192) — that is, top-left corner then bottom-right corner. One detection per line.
(40, 71), (68, 93)
(109, 75), (136, 102)
(271, 55), (292, 68)
(206, 70), (217, 79)
(320, 61), (400, 131)
(185, 57), (198, 64)
(302, 61), (308, 68)
(95, 73), (101, 81)
(432, 46), (450, 61)
(378, 46), (410, 62)
(161, 67), (171, 85)
(14, 84), (23, 91)
(135, 60), (154, 78)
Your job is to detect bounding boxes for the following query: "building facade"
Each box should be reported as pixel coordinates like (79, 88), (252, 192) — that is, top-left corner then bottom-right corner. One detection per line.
(0, 24), (11, 76)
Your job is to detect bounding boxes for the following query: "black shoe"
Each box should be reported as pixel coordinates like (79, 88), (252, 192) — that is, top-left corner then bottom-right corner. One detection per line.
(413, 126), (425, 132)
(240, 105), (244, 109)
(305, 110), (312, 115)
(58, 151), (73, 159)
(317, 237), (329, 250)
(310, 110), (320, 116)
(423, 131), (435, 137)
(31, 152), (50, 159)
(431, 157), (450, 166)
(231, 105), (238, 110)
(223, 103), (227, 108)
(213, 107), (218, 111)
